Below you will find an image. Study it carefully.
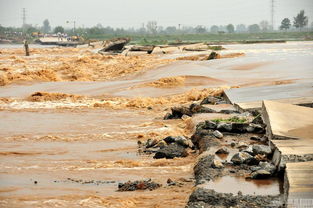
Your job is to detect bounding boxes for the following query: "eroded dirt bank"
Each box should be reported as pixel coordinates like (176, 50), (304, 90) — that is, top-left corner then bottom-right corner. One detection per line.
(0, 42), (312, 207)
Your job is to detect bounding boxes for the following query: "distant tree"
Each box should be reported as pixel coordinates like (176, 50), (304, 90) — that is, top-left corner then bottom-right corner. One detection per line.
(293, 10), (308, 30)
(165, 26), (176, 34)
(236, 24), (246, 33)
(88, 26), (103, 34)
(280, 18), (291, 30)
(195, 25), (206, 33)
(96, 23), (103, 29)
(210, 25), (219, 33)
(26, 26), (37, 34)
(54, 26), (64, 33)
(0, 24), (5, 33)
(146, 21), (158, 34)
(259, 20), (269, 32)
(42, 19), (51, 33)
(248, 24), (261, 33)
(226, 24), (235, 33)
(157, 26), (164, 33)
(218, 25), (227, 32)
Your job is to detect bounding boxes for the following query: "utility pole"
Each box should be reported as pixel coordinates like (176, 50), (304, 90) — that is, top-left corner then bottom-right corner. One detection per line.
(271, 0), (275, 31)
(22, 8), (26, 34)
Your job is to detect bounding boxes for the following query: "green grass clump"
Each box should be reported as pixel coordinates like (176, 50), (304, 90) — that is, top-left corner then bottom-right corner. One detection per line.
(212, 116), (247, 123)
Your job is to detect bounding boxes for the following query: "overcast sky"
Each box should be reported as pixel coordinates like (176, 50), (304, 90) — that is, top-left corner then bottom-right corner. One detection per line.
(0, 0), (312, 29)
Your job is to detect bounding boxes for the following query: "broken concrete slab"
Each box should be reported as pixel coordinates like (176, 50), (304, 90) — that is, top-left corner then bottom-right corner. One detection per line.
(263, 100), (313, 169)
(224, 82), (313, 111)
(262, 100), (313, 141)
(98, 38), (130, 53)
(262, 100), (313, 206)
(285, 161), (313, 207)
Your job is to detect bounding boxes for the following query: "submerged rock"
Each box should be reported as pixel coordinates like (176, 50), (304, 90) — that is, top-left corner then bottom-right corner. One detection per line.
(118, 179), (161, 191)
(163, 136), (191, 148)
(170, 106), (192, 118)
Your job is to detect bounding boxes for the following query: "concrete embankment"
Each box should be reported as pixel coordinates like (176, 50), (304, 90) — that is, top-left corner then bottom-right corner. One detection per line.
(262, 100), (313, 207)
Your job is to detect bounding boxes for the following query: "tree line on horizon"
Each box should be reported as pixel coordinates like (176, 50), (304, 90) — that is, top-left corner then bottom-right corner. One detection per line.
(0, 10), (311, 37)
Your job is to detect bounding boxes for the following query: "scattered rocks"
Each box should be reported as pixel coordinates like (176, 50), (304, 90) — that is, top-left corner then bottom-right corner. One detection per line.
(231, 152), (253, 165)
(154, 143), (188, 159)
(190, 103), (216, 114)
(242, 145), (254, 155)
(200, 96), (225, 105)
(194, 153), (222, 184)
(196, 119), (265, 134)
(231, 123), (249, 133)
(168, 106), (192, 119)
(166, 178), (183, 187)
(217, 122), (232, 132)
(252, 144), (272, 156)
(59, 178), (116, 185)
(118, 179), (161, 191)
(212, 130), (223, 139)
(246, 123), (265, 134)
(191, 130), (220, 153)
(187, 188), (283, 208)
(259, 161), (276, 175)
(215, 147), (229, 154)
(164, 103), (216, 120)
(196, 120), (217, 130)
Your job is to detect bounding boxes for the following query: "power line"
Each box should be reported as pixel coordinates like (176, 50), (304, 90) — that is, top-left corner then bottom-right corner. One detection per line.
(271, 0), (275, 30)
(22, 8), (26, 27)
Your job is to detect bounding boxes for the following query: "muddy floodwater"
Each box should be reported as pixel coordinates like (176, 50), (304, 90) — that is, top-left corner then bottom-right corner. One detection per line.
(0, 41), (312, 207)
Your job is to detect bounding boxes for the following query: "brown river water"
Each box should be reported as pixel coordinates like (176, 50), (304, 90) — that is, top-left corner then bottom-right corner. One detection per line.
(0, 41), (312, 207)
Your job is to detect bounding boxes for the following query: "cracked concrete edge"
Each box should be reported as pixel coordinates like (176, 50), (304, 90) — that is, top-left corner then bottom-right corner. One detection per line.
(262, 101), (274, 140)
(262, 100), (300, 141)
(222, 91), (232, 105)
